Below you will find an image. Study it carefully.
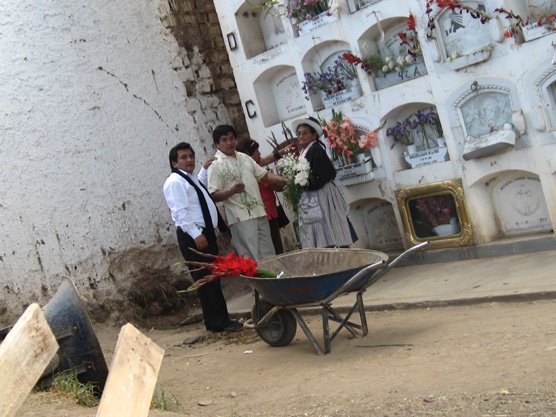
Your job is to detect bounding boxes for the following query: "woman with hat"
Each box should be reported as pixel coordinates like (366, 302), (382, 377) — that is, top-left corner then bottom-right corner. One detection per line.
(291, 116), (357, 248)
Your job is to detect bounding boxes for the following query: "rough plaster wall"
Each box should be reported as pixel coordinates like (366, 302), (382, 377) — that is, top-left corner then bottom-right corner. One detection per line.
(0, 0), (235, 324)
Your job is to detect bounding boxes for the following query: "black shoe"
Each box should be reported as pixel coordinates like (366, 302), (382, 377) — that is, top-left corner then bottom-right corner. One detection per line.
(206, 319), (243, 333)
(223, 319), (244, 332)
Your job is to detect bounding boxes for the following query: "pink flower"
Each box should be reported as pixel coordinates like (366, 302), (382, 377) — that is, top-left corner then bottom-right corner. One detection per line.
(358, 130), (379, 150)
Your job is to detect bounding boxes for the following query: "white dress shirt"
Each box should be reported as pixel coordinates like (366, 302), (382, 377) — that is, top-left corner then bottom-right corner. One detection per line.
(163, 167), (218, 239)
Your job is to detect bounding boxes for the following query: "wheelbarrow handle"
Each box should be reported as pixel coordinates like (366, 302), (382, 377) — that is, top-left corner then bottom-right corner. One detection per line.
(360, 241), (430, 291)
(388, 241), (430, 269)
(321, 259), (387, 304)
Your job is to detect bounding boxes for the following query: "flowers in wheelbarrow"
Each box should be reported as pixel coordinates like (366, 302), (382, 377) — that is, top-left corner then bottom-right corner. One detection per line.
(181, 251), (277, 292)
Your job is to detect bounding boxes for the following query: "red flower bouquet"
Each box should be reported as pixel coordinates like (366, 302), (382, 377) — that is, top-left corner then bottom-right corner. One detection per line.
(182, 252), (276, 292)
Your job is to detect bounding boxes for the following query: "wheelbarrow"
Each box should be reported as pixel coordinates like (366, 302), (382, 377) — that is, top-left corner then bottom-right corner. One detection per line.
(244, 242), (429, 354)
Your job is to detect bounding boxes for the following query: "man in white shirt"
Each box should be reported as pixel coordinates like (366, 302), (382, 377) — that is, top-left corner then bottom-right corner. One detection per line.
(163, 142), (240, 333)
(208, 125), (286, 261)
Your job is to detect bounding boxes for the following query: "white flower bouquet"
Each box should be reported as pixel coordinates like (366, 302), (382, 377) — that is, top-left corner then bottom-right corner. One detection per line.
(277, 154), (310, 215)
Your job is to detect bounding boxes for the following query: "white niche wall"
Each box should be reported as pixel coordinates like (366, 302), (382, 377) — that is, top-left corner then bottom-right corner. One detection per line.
(253, 65), (306, 127)
(429, 0), (497, 70)
(235, 1), (288, 60)
(531, 65), (556, 137)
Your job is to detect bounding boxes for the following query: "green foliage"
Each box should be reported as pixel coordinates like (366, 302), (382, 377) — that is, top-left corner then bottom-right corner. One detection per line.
(151, 385), (184, 412)
(282, 182), (303, 216)
(364, 54), (386, 71)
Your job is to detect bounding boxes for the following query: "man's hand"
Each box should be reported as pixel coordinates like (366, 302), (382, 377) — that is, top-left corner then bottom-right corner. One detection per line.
(202, 156), (217, 170)
(211, 182), (245, 202)
(229, 182), (245, 194)
(194, 234), (209, 250)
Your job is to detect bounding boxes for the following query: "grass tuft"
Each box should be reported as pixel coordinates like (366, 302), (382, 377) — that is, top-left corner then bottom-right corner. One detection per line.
(48, 369), (99, 407)
(151, 385), (184, 412)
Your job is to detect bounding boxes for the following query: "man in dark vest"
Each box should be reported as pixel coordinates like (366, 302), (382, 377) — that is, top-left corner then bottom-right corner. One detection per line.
(163, 142), (241, 332)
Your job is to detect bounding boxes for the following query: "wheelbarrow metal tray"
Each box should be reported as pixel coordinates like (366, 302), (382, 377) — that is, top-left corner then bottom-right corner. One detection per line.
(247, 248), (388, 306)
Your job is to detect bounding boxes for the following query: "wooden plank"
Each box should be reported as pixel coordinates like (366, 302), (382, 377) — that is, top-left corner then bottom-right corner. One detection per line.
(0, 303), (59, 417)
(96, 323), (164, 417)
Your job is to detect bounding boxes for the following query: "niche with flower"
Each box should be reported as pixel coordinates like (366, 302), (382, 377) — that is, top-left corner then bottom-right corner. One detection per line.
(301, 47), (363, 110)
(349, 14), (427, 91)
(257, 0), (335, 36)
(319, 110), (383, 167)
(387, 106), (445, 151)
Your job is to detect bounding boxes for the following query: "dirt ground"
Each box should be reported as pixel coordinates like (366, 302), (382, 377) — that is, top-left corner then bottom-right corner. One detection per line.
(19, 299), (556, 417)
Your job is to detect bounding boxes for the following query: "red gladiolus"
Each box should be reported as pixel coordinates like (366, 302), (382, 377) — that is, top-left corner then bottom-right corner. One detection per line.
(180, 251), (276, 292)
(212, 252), (258, 277)
(407, 13), (416, 31)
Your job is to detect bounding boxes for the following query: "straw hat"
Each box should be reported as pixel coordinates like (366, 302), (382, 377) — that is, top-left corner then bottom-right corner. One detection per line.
(291, 116), (323, 138)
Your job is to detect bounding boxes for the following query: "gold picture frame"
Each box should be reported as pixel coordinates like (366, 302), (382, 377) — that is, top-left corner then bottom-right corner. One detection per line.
(395, 179), (474, 249)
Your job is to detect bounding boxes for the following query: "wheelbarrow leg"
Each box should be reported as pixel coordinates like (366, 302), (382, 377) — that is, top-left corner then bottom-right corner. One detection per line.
(357, 292), (368, 336)
(326, 304), (359, 339)
(289, 309), (325, 355)
(322, 308), (331, 354)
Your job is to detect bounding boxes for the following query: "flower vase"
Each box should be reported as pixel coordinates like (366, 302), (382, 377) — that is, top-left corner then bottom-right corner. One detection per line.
(406, 144), (417, 154)
(432, 217), (460, 236)
(370, 146), (382, 168)
(354, 153), (366, 163)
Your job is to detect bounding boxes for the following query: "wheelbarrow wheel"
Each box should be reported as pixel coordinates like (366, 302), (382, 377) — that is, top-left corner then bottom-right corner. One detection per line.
(251, 301), (297, 347)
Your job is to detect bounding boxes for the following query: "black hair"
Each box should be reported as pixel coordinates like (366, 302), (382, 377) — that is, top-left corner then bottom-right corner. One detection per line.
(236, 138), (259, 156)
(168, 142), (194, 169)
(212, 124), (237, 145)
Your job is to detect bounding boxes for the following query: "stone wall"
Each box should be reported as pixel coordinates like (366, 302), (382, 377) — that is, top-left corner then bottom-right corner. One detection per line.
(162, 0), (248, 138)
(0, 0), (242, 324)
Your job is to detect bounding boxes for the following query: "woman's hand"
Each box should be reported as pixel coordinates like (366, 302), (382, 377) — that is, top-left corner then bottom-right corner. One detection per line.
(280, 143), (296, 156)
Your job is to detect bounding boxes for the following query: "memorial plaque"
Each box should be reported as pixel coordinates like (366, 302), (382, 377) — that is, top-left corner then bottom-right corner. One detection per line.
(493, 175), (552, 235)
(363, 200), (403, 252)
(437, 2), (491, 57)
(404, 146), (449, 168)
(273, 70), (305, 121)
(461, 92), (512, 138)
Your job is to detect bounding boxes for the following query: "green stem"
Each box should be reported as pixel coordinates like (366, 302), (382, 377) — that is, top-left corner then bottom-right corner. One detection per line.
(255, 268), (277, 278)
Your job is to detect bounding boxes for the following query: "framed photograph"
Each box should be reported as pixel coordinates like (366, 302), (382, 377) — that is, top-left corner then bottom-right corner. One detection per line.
(395, 179), (474, 249)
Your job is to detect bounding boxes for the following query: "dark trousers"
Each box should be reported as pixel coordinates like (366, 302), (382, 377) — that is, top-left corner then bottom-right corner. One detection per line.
(268, 218), (284, 255)
(177, 227), (230, 331)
